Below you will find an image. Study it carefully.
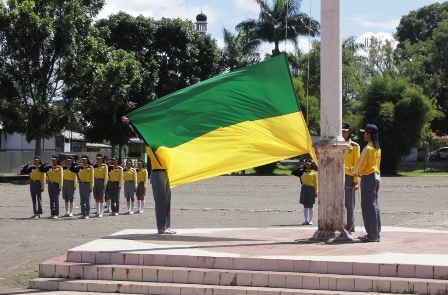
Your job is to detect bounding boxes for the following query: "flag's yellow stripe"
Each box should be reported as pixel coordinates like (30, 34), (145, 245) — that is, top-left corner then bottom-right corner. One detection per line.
(155, 112), (317, 187)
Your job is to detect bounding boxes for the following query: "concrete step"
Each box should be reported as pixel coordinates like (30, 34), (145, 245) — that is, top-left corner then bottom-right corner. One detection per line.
(66, 250), (448, 280)
(29, 277), (390, 295)
(37, 255), (448, 294)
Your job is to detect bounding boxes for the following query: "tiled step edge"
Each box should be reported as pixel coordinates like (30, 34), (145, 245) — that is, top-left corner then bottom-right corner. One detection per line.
(39, 257), (448, 294)
(66, 251), (448, 279)
(29, 277), (391, 295)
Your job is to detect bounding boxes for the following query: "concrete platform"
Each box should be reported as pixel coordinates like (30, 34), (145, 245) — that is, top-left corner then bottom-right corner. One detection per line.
(31, 226), (448, 294)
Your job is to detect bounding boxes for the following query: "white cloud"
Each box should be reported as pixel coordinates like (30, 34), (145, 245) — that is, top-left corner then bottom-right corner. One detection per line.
(97, 0), (220, 26)
(361, 19), (400, 31)
(233, 0), (260, 14)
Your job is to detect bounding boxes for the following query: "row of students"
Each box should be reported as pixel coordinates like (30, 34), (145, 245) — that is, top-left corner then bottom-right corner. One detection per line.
(21, 154), (148, 219)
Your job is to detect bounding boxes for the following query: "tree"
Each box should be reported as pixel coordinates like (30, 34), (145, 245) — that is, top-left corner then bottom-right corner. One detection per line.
(395, 3), (448, 135)
(235, 0), (320, 56)
(358, 75), (440, 174)
(63, 31), (142, 150)
(220, 28), (261, 72)
(0, 0), (104, 155)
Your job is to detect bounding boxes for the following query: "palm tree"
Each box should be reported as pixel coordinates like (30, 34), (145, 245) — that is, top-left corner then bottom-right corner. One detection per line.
(235, 0), (320, 56)
(220, 28), (261, 72)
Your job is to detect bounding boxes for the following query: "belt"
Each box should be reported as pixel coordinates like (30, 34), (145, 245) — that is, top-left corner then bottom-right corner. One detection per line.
(48, 181), (59, 184)
(125, 180), (134, 182)
(109, 181), (119, 183)
(79, 181), (90, 183)
(30, 180), (41, 182)
(152, 169), (166, 171)
(95, 177), (104, 179)
(138, 181), (145, 183)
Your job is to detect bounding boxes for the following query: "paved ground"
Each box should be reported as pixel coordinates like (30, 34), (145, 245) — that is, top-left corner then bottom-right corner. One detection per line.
(0, 175), (447, 294)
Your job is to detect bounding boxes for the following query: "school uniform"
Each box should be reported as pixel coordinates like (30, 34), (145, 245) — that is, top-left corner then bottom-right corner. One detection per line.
(136, 167), (148, 213)
(62, 164), (77, 216)
(40, 164), (63, 218)
(72, 164), (94, 218)
(292, 164), (318, 225)
(21, 164), (46, 217)
(108, 165), (123, 215)
(353, 141), (382, 241)
(344, 138), (360, 232)
(93, 163), (109, 199)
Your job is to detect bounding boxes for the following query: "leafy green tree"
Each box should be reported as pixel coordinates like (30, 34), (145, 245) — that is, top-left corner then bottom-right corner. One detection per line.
(63, 32), (142, 149)
(220, 28), (261, 72)
(235, 0), (320, 56)
(0, 0), (104, 155)
(358, 75), (441, 174)
(395, 3), (448, 135)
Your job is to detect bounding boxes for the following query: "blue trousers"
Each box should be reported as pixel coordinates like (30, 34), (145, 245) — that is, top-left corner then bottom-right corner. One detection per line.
(151, 170), (171, 231)
(30, 180), (43, 215)
(48, 182), (60, 216)
(345, 175), (356, 232)
(79, 183), (91, 217)
(360, 173), (381, 239)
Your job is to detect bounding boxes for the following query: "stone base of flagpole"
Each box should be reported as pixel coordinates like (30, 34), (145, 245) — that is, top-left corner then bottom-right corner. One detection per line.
(309, 141), (353, 243)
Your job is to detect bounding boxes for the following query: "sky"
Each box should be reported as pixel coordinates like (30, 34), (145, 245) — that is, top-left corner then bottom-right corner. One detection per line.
(96, 0), (443, 53)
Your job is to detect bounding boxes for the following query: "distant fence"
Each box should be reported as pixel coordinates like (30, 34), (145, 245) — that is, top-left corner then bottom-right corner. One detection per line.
(0, 151), (97, 174)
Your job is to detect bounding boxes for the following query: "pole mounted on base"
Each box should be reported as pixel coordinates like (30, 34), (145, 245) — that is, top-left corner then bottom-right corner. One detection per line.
(310, 0), (352, 242)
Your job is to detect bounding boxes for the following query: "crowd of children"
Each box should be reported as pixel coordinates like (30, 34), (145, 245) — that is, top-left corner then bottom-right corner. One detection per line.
(21, 153), (148, 219)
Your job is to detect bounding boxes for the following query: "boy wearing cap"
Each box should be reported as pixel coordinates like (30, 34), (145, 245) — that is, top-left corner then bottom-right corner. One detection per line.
(123, 159), (137, 214)
(61, 156), (77, 217)
(291, 159), (318, 225)
(21, 156), (46, 218)
(39, 155), (64, 219)
(353, 124), (382, 242)
(72, 155), (94, 219)
(93, 154), (108, 218)
(108, 156), (123, 216)
(342, 122), (360, 233)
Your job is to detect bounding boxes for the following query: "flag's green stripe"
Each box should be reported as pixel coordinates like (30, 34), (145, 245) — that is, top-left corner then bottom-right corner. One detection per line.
(127, 54), (299, 149)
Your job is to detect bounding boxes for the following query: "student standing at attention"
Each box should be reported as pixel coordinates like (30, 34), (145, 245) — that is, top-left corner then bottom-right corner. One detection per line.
(353, 124), (382, 242)
(21, 156), (46, 218)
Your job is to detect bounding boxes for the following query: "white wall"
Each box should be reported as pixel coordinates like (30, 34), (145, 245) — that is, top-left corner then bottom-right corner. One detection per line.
(1, 132), (56, 151)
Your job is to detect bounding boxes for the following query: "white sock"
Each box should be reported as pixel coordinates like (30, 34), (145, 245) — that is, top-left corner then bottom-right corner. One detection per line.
(107, 200), (111, 211)
(99, 203), (103, 215)
(69, 202), (74, 214)
(309, 208), (314, 222)
(141, 200), (145, 211)
(126, 201), (130, 212)
(303, 208), (309, 222)
(130, 202), (134, 212)
(96, 202), (99, 214)
(65, 203), (69, 214)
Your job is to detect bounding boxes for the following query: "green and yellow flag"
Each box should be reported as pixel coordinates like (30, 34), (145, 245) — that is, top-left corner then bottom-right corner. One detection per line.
(127, 54), (317, 187)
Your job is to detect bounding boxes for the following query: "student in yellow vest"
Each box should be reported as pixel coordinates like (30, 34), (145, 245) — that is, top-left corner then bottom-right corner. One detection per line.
(21, 156), (46, 218)
(136, 159), (148, 213)
(39, 155), (64, 219)
(123, 159), (138, 214)
(103, 155), (112, 213)
(108, 155), (123, 216)
(93, 153), (109, 218)
(291, 159), (318, 225)
(61, 156), (77, 217)
(342, 122), (360, 233)
(353, 124), (382, 242)
(72, 154), (94, 219)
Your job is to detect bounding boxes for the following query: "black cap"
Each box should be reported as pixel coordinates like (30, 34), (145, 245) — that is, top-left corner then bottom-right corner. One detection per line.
(111, 155), (118, 160)
(96, 153), (103, 158)
(51, 155), (59, 160)
(342, 122), (351, 131)
(360, 124), (378, 134)
(66, 156), (73, 160)
(137, 159), (144, 163)
(126, 159), (132, 164)
(304, 159), (313, 164)
(33, 155), (41, 160)
(80, 154), (89, 160)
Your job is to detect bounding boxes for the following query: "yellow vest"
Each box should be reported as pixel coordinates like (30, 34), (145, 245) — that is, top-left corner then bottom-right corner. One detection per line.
(137, 169), (148, 188)
(94, 163), (109, 187)
(47, 165), (64, 190)
(29, 165), (46, 189)
(345, 139), (360, 183)
(109, 166), (123, 187)
(353, 141), (381, 176)
(123, 167), (137, 188)
(78, 165), (94, 190)
(300, 169), (318, 195)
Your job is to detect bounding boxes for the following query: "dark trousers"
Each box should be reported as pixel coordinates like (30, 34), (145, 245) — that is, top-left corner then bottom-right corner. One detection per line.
(344, 175), (356, 232)
(48, 182), (60, 216)
(151, 170), (171, 230)
(360, 173), (381, 239)
(109, 181), (120, 213)
(30, 181), (43, 215)
(79, 183), (91, 216)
